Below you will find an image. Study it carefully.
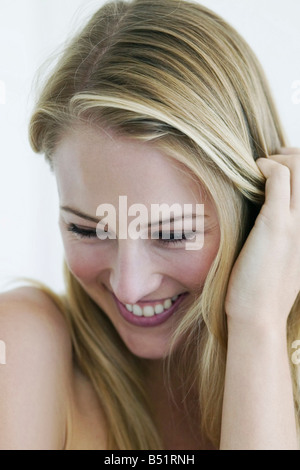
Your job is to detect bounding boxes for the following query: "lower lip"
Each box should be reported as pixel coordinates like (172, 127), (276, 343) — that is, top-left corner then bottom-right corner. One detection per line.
(113, 293), (188, 327)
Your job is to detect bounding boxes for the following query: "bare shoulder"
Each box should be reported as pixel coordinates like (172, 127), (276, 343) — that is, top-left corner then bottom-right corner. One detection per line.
(0, 285), (73, 450)
(0, 285), (72, 366)
(0, 285), (69, 330)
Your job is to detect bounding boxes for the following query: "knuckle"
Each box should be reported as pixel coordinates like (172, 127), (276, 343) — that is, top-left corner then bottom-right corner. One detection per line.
(274, 164), (290, 179)
(280, 147), (300, 155)
(288, 147), (300, 154)
(290, 155), (300, 170)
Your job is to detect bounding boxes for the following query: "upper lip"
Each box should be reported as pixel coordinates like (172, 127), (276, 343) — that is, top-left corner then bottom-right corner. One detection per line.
(111, 291), (185, 305)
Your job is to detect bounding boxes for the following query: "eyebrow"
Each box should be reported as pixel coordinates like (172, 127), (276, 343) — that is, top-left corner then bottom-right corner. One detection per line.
(60, 205), (206, 226)
(148, 213), (204, 228)
(60, 206), (100, 223)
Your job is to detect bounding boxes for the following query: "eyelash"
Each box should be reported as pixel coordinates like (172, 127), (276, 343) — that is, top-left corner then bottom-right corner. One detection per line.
(156, 232), (188, 245)
(67, 223), (189, 245)
(67, 224), (97, 239)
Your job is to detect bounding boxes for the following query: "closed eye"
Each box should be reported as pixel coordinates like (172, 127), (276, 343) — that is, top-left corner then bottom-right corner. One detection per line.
(67, 223), (97, 239)
(155, 231), (197, 246)
(67, 224), (198, 246)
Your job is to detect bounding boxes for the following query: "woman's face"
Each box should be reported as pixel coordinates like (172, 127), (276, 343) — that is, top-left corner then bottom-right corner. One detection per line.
(53, 123), (220, 359)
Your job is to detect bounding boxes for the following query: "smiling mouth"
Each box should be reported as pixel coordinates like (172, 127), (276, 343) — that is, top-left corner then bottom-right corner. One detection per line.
(124, 294), (180, 317)
(112, 292), (188, 327)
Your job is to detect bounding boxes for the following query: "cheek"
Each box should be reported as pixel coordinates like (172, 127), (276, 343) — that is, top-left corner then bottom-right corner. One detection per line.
(176, 237), (220, 291)
(64, 243), (109, 284)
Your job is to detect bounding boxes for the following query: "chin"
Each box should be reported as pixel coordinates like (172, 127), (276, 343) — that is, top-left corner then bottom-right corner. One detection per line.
(121, 334), (172, 360)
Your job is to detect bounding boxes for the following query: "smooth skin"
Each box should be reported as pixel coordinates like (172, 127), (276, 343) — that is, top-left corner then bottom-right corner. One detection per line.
(221, 148), (300, 450)
(0, 142), (299, 449)
(54, 124), (221, 361)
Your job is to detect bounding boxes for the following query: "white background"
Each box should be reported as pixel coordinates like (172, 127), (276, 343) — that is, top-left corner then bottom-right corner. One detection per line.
(0, 0), (299, 294)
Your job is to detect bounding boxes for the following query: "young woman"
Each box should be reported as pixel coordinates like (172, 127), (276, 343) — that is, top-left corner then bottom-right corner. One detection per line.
(1, 0), (299, 450)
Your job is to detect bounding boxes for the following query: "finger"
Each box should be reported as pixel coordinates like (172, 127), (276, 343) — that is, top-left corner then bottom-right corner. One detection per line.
(267, 154), (300, 210)
(279, 147), (300, 155)
(256, 158), (291, 216)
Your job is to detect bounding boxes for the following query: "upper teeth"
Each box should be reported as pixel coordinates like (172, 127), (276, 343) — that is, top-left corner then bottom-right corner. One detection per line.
(125, 295), (179, 317)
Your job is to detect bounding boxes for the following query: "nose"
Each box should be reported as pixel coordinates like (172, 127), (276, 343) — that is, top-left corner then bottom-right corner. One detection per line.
(109, 240), (163, 305)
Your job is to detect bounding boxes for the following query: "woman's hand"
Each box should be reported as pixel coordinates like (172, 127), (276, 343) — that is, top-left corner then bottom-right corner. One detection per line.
(221, 149), (300, 449)
(225, 147), (300, 331)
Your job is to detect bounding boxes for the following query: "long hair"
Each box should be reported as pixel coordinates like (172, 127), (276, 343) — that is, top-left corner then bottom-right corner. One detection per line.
(29, 0), (300, 449)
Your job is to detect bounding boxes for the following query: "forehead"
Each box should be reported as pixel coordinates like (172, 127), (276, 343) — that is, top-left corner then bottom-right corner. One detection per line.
(53, 123), (207, 209)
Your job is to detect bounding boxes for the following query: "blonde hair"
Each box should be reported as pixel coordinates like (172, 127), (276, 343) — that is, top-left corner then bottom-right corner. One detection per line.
(29, 0), (300, 449)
